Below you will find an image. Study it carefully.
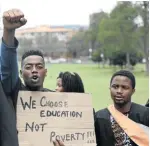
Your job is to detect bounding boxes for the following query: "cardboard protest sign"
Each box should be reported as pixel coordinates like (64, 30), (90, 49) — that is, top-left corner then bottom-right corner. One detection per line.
(17, 91), (96, 146)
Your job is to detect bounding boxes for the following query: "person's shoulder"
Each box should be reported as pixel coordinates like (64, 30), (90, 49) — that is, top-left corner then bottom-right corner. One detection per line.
(95, 108), (109, 119)
(12, 77), (22, 91)
(131, 102), (149, 126)
(132, 102), (149, 113)
(145, 99), (149, 107)
(95, 108), (111, 127)
(131, 102), (149, 118)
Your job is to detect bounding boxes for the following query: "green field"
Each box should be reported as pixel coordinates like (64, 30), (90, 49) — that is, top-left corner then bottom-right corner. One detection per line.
(43, 63), (149, 111)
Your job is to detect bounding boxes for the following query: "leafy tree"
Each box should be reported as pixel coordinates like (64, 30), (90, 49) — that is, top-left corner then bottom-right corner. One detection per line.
(91, 50), (102, 62)
(109, 51), (143, 69)
(134, 1), (149, 75)
(89, 11), (109, 50)
(67, 30), (89, 58)
(98, 2), (139, 69)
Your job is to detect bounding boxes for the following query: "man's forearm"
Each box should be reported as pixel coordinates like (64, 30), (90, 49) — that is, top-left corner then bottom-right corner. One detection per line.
(0, 38), (19, 95)
(3, 29), (15, 47)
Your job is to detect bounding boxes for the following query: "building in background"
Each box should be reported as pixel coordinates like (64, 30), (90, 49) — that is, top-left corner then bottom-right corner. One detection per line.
(16, 25), (78, 41)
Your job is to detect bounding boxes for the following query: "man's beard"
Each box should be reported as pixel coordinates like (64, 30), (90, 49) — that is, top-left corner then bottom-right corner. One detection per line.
(114, 100), (128, 107)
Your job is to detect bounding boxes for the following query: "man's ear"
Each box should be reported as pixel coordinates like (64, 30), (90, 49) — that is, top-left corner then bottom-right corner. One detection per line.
(45, 69), (47, 77)
(109, 86), (111, 90)
(132, 88), (135, 95)
(20, 70), (23, 78)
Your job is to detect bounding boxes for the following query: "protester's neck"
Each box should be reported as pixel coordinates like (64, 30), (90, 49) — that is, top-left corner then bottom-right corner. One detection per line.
(27, 85), (43, 91)
(114, 102), (132, 114)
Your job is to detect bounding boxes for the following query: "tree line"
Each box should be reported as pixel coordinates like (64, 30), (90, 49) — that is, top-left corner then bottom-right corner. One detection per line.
(67, 1), (149, 74)
(17, 1), (149, 75)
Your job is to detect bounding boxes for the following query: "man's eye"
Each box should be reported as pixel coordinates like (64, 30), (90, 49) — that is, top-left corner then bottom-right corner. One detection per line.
(123, 86), (129, 90)
(37, 65), (43, 69)
(112, 85), (118, 89)
(25, 66), (31, 69)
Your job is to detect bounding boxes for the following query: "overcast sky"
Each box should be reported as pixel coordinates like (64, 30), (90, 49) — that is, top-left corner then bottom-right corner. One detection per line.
(0, 0), (117, 27)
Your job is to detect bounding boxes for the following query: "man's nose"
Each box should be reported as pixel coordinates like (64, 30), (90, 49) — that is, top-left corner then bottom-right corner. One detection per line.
(117, 87), (123, 94)
(32, 66), (38, 73)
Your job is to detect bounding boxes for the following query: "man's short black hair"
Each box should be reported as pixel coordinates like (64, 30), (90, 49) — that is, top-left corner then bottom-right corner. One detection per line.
(110, 70), (136, 89)
(21, 50), (44, 66)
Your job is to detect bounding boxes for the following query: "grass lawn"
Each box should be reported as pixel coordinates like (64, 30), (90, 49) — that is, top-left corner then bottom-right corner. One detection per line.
(43, 63), (149, 111)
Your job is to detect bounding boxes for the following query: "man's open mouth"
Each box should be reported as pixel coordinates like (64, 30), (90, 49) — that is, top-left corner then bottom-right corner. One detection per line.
(31, 75), (39, 82)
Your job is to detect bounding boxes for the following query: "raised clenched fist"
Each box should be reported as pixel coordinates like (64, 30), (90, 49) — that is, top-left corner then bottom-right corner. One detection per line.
(3, 9), (27, 31)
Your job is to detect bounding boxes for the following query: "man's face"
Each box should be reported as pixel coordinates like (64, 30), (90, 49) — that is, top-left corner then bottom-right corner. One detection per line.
(110, 75), (135, 106)
(20, 55), (47, 90)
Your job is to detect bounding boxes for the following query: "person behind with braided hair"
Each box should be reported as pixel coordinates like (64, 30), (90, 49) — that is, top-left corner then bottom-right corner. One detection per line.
(56, 71), (85, 93)
(54, 71), (95, 146)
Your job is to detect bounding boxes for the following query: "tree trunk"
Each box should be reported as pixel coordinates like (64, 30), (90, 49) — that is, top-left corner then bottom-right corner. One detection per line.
(102, 58), (105, 68)
(126, 52), (131, 70)
(145, 57), (149, 76)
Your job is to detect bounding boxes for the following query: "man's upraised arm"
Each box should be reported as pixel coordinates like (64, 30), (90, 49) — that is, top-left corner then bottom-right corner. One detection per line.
(0, 37), (19, 95)
(0, 9), (27, 95)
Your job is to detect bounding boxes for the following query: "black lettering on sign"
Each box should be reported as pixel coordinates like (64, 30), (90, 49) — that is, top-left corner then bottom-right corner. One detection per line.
(35, 124), (39, 131)
(87, 140), (95, 143)
(50, 131), (56, 142)
(40, 96), (46, 107)
(87, 131), (95, 138)
(40, 110), (45, 117)
(66, 134), (70, 141)
(20, 96), (36, 110)
(40, 110), (82, 118)
(40, 96), (67, 108)
(86, 131), (95, 143)
(71, 134), (76, 141)
(49, 132), (85, 142)
(64, 101), (68, 107)
(93, 131), (95, 137)
(56, 135), (60, 140)
(25, 122), (47, 132)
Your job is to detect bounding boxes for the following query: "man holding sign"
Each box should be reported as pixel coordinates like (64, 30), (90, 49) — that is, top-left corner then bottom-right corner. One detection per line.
(17, 91), (96, 146)
(0, 9), (53, 111)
